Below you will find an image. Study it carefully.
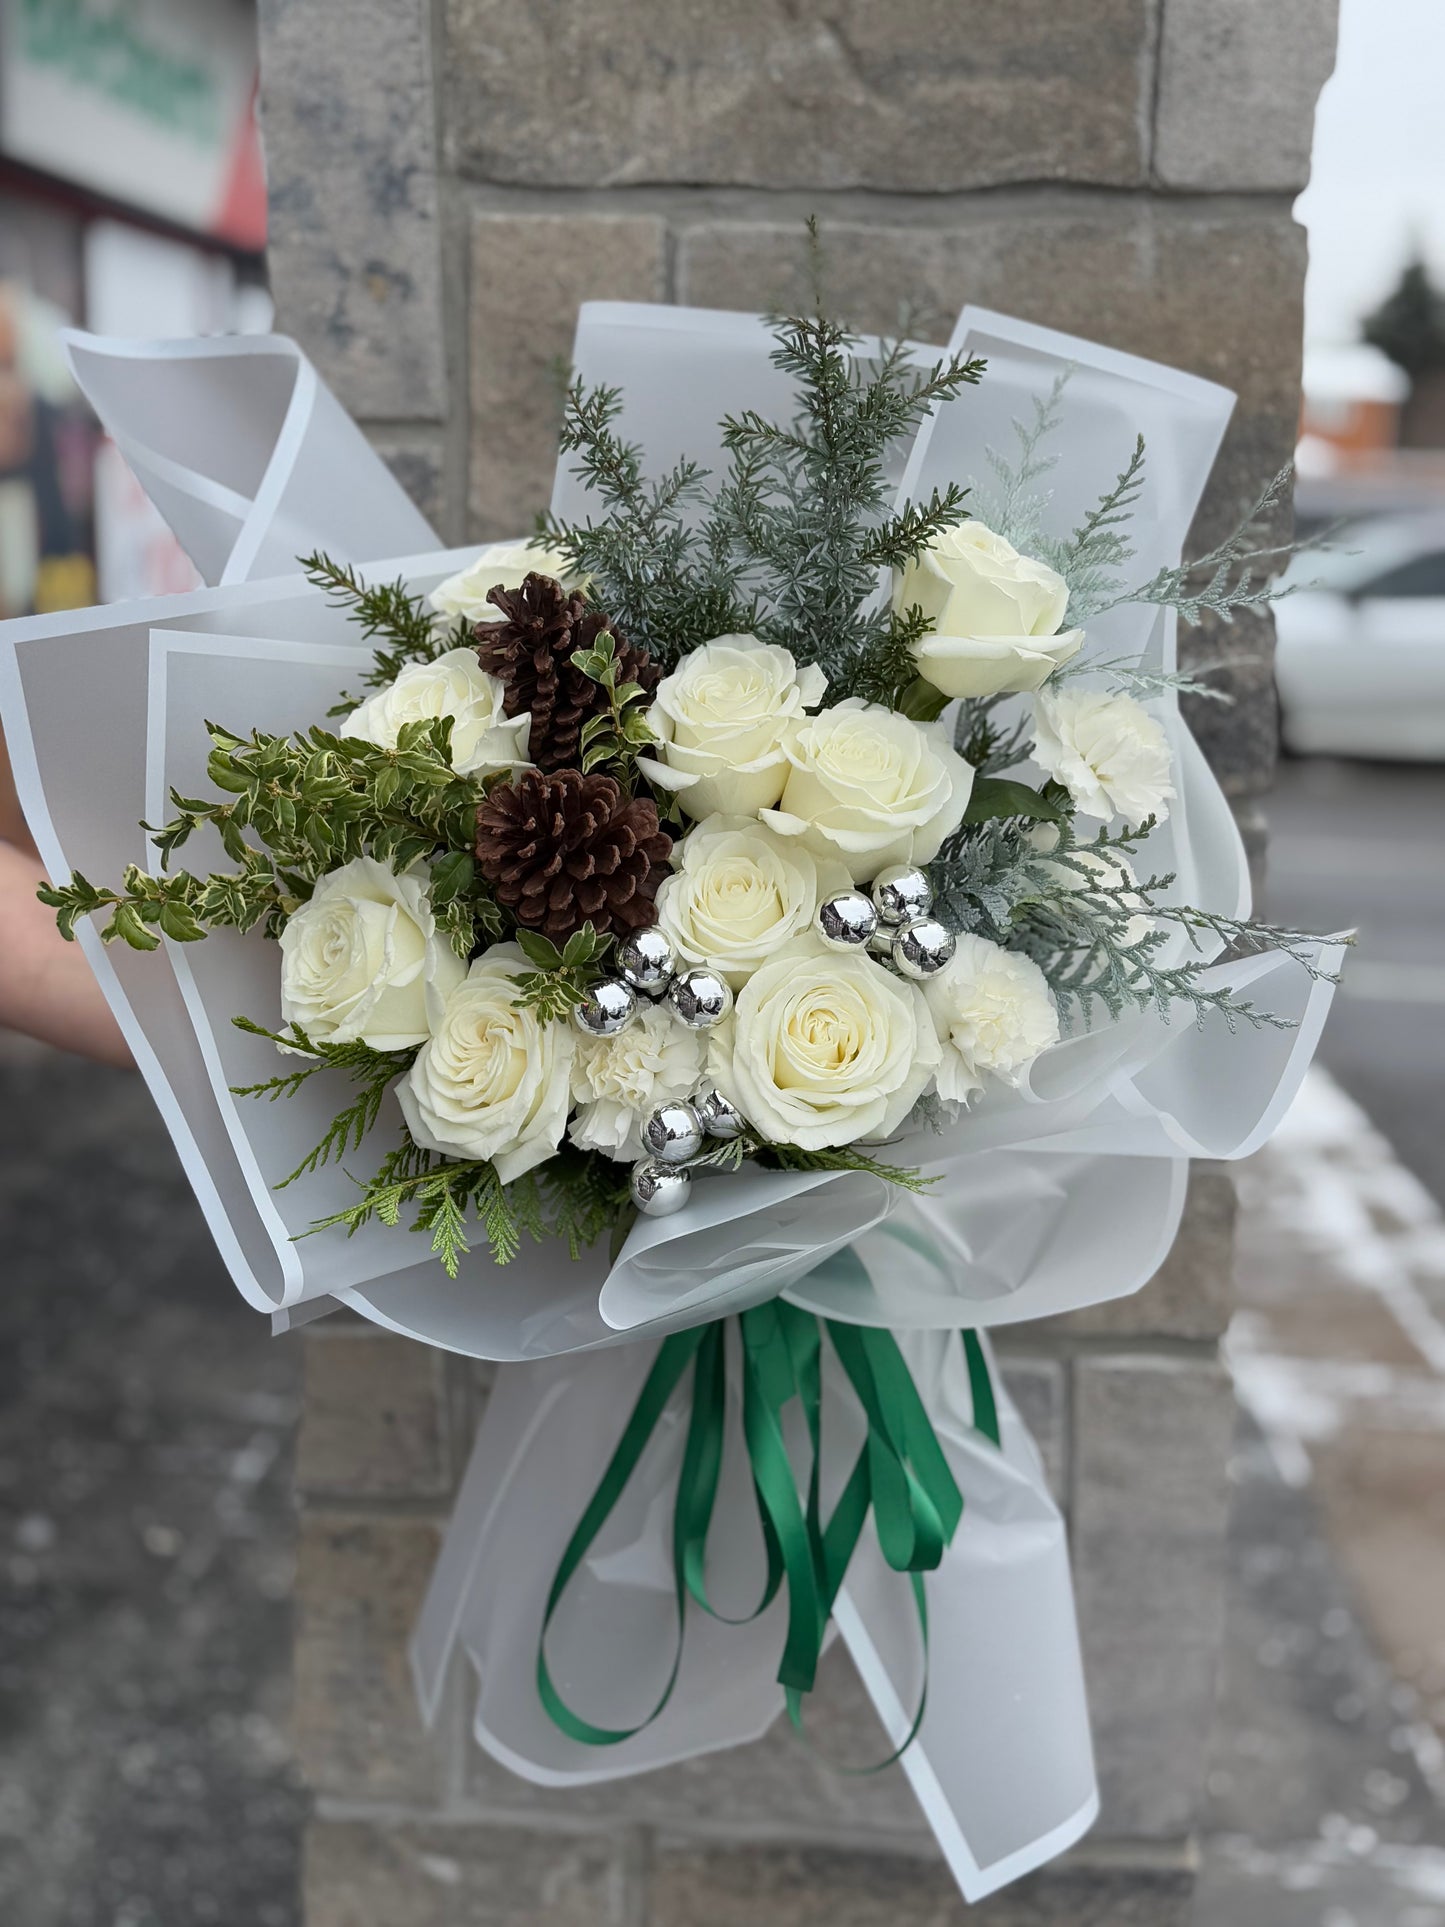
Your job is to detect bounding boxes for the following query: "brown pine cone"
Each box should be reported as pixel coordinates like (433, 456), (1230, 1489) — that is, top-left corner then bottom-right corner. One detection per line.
(475, 767), (672, 943)
(475, 573), (660, 773)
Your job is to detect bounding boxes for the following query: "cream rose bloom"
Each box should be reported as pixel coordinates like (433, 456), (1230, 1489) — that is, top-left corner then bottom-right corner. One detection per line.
(711, 937), (939, 1150)
(638, 636), (828, 821)
(655, 815), (846, 990)
(278, 857), (465, 1052)
(399, 944), (573, 1182)
(569, 1003), (708, 1162)
(1032, 690), (1175, 826)
(762, 698), (974, 882)
(341, 649), (531, 778)
(429, 542), (572, 625)
(923, 934), (1060, 1103)
(898, 520), (1083, 700)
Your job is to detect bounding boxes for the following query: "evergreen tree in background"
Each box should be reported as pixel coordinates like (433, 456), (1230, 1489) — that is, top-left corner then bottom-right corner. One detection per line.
(1363, 256), (1445, 381)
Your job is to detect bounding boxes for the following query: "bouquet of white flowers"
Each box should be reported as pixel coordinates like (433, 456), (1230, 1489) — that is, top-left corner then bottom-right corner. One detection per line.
(0, 279), (1343, 1901)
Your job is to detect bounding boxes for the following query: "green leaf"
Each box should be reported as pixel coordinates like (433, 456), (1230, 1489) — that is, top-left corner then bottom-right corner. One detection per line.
(109, 902), (161, 951)
(962, 777), (1066, 826)
(897, 676), (951, 722)
(158, 900), (205, 942)
(429, 849), (475, 904)
(516, 929), (563, 970)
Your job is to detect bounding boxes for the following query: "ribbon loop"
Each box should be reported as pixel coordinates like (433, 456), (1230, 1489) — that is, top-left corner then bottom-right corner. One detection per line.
(537, 1314), (997, 1759)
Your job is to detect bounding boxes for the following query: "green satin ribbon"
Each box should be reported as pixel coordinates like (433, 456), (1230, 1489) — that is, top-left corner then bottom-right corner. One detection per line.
(537, 1309), (1002, 1758)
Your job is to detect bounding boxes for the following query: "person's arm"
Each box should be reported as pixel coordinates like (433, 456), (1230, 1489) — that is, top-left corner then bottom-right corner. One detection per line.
(0, 836), (132, 1067)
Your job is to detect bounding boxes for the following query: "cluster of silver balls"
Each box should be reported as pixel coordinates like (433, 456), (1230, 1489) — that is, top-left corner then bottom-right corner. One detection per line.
(569, 927), (745, 1219)
(815, 862), (956, 980)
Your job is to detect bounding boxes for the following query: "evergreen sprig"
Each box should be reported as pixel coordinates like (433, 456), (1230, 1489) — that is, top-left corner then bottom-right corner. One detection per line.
(309, 1137), (633, 1275)
(46, 717), (504, 956)
(509, 924), (613, 1022)
(570, 629), (656, 777)
(301, 551), (453, 698)
(229, 1018), (416, 1186)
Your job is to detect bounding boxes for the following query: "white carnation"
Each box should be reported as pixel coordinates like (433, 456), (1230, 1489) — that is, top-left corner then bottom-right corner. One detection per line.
(711, 936), (939, 1150)
(399, 943), (573, 1183)
(428, 542), (571, 624)
(923, 934), (1060, 1103)
(278, 856), (465, 1052)
(638, 636), (828, 821)
(342, 648), (530, 777)
(1032, 690), (1174, 826)
(569, 1003), (707, 1162)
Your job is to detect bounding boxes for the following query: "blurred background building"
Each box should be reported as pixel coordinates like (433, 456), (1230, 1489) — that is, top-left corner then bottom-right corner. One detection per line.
(0, 0), (268, 615)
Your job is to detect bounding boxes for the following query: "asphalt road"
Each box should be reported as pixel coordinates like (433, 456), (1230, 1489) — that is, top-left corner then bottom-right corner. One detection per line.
(1263, 754), (1445, 1205)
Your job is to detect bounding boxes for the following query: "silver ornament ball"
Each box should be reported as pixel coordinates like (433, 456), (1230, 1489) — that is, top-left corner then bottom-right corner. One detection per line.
(668, 967), (734, 1030)
(871, 863), (934, 926)
(694, 1084), (746, 1141)
(640, 1099), (704, 1165)
(816, 889), (879, 950)
(617, 926), (676, 997)
(891, 916), (957, 979)
(571, 977), (637, 1038)
(630, 1158), (692, 1217)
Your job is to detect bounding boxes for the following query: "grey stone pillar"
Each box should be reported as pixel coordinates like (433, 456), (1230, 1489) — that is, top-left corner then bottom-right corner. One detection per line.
(256, 3), (1339, 1918)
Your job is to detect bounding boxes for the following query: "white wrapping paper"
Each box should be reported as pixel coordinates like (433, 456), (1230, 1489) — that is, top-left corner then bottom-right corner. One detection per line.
(0, 308), (1339, 1899)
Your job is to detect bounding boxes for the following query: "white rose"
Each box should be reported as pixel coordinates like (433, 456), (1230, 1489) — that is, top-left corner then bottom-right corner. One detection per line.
(429, 542), (572, 625)
(278, 857), (466, 1052)
(762, 698), (975, 883)
(342, 649), (531, 778)
(923, 934), (1060, 1104)
(1026, 824), (1152, 951)
(399, 943), (573, 1182)
(711, 937), (940, 1150)
(898, 520), (1082, 700)
(568, 1003), (707, 1162)
(655, 815), (847, 991)
(1032, 690), (1175, 826)
(638, 636), (828, 821)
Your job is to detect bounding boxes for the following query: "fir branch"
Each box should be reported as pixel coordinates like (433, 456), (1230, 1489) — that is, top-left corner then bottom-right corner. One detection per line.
(751, 1138), (937, 1194)
(230, 1018), (415, 1187)
(302, 551), (446, 691)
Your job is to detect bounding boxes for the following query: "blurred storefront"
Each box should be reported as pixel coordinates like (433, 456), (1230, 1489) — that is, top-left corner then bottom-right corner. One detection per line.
(0, 0), (268, 611)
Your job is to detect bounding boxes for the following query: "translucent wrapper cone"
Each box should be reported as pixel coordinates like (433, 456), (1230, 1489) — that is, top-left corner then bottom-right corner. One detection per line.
(0, 303), (1340, 1900)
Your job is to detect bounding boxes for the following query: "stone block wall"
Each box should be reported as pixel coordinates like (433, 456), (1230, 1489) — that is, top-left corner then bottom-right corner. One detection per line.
(255, 2), (1338, 1917)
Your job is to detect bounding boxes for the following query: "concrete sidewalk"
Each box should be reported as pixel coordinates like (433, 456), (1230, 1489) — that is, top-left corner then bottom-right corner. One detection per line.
(1197, 1070), (1445, 1927)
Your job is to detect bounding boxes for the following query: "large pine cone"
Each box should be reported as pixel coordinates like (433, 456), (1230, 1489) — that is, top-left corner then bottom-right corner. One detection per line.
(475, 573), (660, 773)
(475, 767), (672, 943)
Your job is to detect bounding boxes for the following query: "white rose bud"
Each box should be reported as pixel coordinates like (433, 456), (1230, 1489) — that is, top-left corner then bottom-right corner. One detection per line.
(898, 521), (1083, 700)
(428, 542), (573, 625)
(637, 636), (828, 822)
(655, 815), (847, 991)
(279, 856), (466, 1052)
(1032, 689), (1175, 826)
(711, 937), (940, 1150)
(762, 698), (975, 883)
(923, 934), (1060, 1104)
(342, 649), (531, 778)
(568, 1002), (708, 1162)
(399, 943), (573, 1183)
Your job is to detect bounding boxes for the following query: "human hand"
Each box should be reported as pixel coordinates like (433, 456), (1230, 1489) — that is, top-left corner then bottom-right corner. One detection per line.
(0, 835), (132, 1067)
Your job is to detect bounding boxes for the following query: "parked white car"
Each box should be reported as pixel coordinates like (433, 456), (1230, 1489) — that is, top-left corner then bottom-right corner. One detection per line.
(1274, 514), (1445, 759)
